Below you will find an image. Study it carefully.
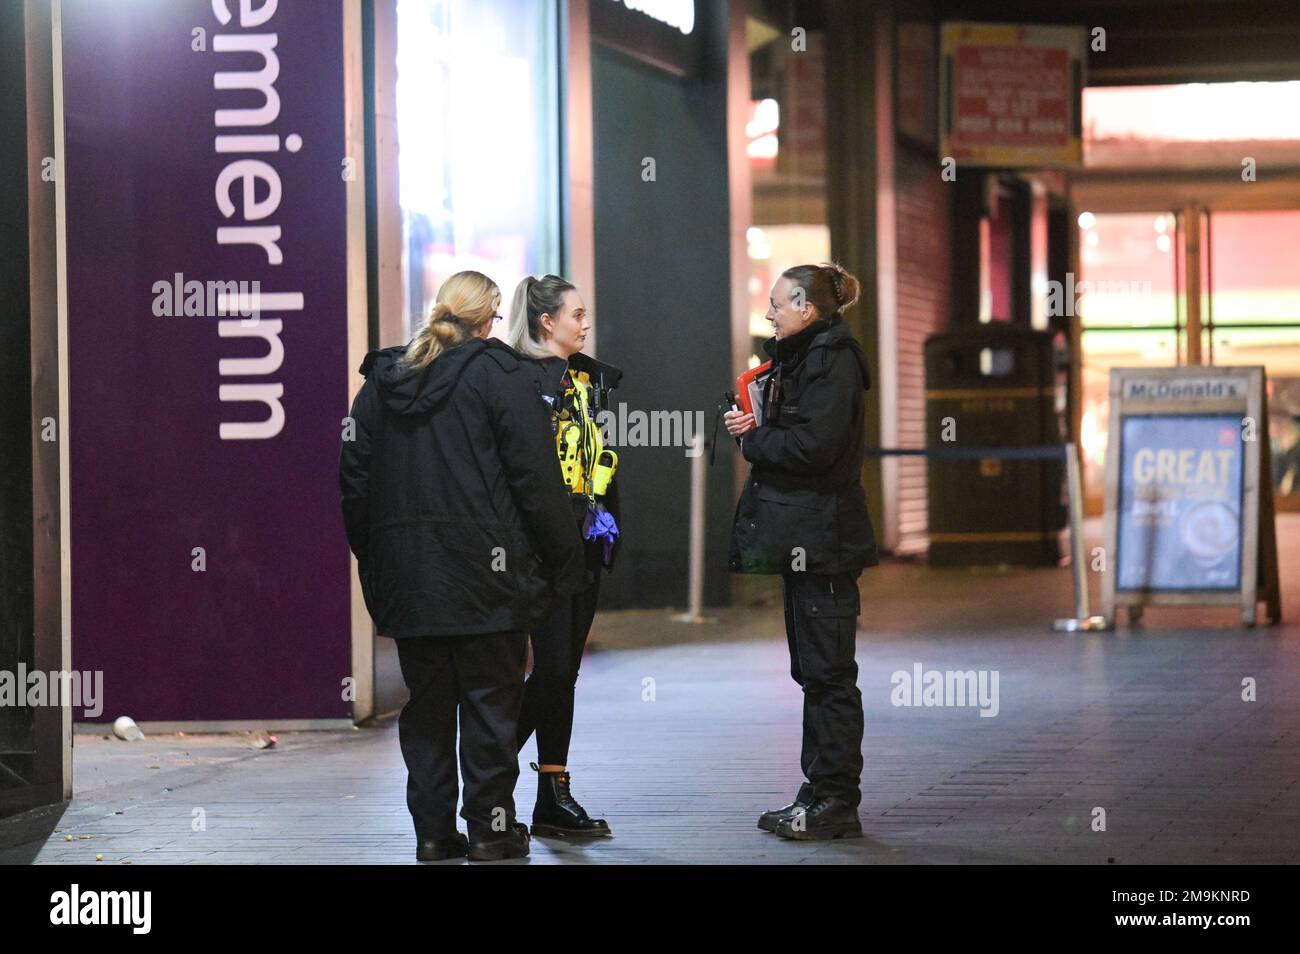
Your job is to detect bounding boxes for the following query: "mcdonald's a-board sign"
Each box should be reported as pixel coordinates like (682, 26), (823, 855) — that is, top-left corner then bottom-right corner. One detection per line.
(1101, 367), (1281, 627)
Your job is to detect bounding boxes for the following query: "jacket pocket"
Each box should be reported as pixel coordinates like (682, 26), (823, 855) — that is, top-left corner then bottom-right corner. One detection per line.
(797, 585), (861, 619)
(754, 484), (836, 570)
(511, 533), (555, 626)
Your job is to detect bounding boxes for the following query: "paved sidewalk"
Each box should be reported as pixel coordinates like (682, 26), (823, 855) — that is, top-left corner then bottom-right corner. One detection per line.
(3, 519), (1297, 865)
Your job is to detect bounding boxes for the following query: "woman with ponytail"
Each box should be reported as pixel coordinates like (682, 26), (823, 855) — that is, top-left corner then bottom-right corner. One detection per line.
(724, 262), (879, 841)
(505, 274), (623, 838)
(339, 270), (585, 862)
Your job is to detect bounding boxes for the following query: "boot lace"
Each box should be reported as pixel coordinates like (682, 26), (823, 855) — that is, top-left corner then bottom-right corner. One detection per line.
(554, 772), (589, 818)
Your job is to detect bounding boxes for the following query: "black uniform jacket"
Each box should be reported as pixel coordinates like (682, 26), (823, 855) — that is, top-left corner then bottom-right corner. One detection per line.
(729, 317), (880, 575)
(339, 337), (586, 638)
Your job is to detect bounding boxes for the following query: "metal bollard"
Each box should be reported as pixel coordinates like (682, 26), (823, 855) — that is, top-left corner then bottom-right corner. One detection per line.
(671, 432), (708, 624)
(1054, 441), (1110, 632)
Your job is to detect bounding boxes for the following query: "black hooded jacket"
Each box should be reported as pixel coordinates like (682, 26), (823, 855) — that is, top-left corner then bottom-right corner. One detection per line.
(728, 317), (880, 575)
(339, 337), (586, 638)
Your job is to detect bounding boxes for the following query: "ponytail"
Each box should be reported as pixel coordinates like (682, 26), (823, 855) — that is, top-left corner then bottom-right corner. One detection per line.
(403, 270), (500, 371)
(506, 274), (577, 359)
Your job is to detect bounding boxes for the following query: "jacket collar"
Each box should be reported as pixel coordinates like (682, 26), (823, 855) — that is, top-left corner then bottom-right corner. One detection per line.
(368, 338), (489, 415)
(569, 351), (624, 390)
(759, 318), (871, 391)
(535, 351), (625, 390)
(536, 354), (568, 373)
(763, 316), (837, 363)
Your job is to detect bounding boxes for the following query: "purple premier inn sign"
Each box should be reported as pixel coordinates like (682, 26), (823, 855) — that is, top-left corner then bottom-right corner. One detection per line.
(61, 0), (352, 721)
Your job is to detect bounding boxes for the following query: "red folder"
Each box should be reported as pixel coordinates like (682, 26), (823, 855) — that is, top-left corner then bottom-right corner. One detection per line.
(737, 361), (774, 426)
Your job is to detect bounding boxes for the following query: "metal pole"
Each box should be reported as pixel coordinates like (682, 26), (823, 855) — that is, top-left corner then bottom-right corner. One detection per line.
(1067, 441), (1088, 617)
(671, 432), (707, 624)
(1054, 441), (1109, 631)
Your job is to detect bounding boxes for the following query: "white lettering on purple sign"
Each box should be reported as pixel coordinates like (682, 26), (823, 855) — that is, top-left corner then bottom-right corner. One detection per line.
(211, 0), (300, 440)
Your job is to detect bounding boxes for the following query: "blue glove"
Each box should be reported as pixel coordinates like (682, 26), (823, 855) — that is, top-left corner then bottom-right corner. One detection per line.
(582, 501), (620, 565)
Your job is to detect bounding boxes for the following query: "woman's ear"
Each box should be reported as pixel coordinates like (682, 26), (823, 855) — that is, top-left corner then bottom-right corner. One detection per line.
(538, 312), (554, 338)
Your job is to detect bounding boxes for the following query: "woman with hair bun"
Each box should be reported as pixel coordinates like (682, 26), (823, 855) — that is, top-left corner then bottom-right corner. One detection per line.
(724, 261), (879, 841)
(339, 270), (586, 862)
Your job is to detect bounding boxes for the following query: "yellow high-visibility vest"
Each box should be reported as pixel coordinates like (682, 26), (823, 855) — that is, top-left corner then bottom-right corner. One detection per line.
(556, 369), (603, 498)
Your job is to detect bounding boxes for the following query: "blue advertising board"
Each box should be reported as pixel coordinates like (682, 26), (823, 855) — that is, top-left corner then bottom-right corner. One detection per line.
(1116, 414), (1243, 592)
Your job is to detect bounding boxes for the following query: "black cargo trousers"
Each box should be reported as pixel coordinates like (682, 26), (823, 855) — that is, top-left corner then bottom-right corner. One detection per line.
(781, 570), (864, 808)
(395, 630), (529, 841)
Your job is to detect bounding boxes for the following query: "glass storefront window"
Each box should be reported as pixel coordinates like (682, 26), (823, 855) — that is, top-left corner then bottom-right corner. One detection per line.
(1201, 209), (1300, 509)
(1209, 327), (1300, 505)
(1078, 87), (1300, 510)
(1206, 210), (1300, 508)
(1077, 212), (1181, 507)
(1077, 212), (1178, 328)
(1210, 326), (1300, 373)
(1209, 211), (1300, 325)
(395, 0), (561, 338)
(1266, 377), (1300, 500)
(1083, 82), (1300, 169)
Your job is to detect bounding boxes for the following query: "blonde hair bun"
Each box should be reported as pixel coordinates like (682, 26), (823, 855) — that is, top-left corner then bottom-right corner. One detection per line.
(403, 270), (501, 371)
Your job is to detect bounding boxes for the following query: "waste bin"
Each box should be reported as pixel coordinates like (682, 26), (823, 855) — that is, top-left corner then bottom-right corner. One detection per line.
(924, 325), (1066, 566)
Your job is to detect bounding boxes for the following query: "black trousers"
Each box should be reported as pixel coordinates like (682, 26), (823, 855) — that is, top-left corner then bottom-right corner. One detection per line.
(395, 630), (528, 840)
(781, 571), (864, 807)
(516, 572), (600, 765)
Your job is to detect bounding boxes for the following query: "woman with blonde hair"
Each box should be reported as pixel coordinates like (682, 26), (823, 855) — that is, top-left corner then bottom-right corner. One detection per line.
(506, 274), (623, 837)
(340, 270), (585, 862)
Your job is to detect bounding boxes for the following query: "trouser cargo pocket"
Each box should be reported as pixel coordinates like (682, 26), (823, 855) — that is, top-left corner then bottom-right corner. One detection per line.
(794, 575), (861, 620)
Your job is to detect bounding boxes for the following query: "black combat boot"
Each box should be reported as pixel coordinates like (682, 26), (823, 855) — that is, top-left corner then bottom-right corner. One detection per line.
(757, 798), (810, 833)
(530, 762), (612, 837)
(416, 831), (468, 862)
(467, 821), (530, 861)
(773, 796), (862, 841)
(759, 783), (813, 832)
